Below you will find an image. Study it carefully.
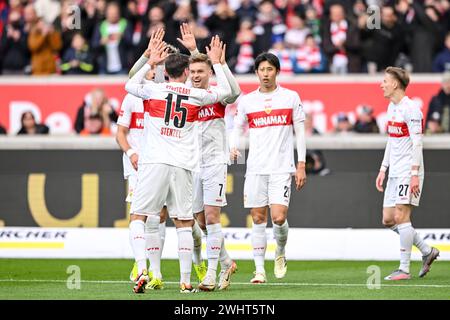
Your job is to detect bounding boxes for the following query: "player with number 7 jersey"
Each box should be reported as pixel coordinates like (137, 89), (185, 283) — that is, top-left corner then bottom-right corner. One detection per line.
(125, 47), (231, 293)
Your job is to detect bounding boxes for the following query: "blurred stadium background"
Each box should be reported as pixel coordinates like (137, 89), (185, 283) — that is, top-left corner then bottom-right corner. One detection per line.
(0, 0), (450, 299)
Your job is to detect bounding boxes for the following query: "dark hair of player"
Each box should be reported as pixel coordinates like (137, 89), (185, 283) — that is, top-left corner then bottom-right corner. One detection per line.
(165, 53), (190, 78)
(385, 66), (410, 90)
(254, 52), (280, 72)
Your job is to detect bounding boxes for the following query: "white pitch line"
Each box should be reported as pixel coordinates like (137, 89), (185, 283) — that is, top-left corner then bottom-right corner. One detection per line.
(1, 279), (450, 288)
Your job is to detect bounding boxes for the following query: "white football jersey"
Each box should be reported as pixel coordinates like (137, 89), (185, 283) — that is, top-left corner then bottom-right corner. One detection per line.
(129, 81), (221, 171)
(385, 96), (424, 177)
(117, 93), (144, 178)
(234, 86), (305, 175)
(197, 84), (230, 167)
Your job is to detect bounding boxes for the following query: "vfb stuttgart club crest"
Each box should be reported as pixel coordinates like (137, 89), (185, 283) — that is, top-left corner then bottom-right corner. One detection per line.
(264, 98), (272, 114)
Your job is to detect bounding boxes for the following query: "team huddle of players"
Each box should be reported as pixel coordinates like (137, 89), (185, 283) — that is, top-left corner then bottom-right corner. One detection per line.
(116, 24), (439, 294)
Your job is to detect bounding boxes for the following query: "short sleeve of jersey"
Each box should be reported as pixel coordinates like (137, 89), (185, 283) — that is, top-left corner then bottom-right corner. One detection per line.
(292, 92), (306, 123)
(117, 94), (133, 128)
(404, 104), (423, 135)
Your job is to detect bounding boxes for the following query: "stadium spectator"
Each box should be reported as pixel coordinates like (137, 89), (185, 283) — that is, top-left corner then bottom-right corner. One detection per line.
(284, 14), (310, 49)
(293, 34), (325, 73)
(204, 0), (239, 59)
(53, 0), (81, 57)
(353, 105), (380, 133)
(17, 111), (49, 135)
(236, 0), (258, 22)
(91, 1), (133, 74)
(0, 123), (6, 134)
(305, 5), (321, 44)
(61, 33), (94, 74)
(34, 0), (60, 25)
(27, 5), (62, 75)
(426, 71), (450, 133)
(269, 40), (294, 75)
(1, 0), (450, 76)
(134, 6), (165, 61)
(426, 111), (444, 134)
(397, 0), (443, 73)
(0, 9), (30, 74)
(433, 31), (450, 72)
(333, 112), (353, 133)
(322, 3), (361, 73)
(80, 0), (103, 42)
(253, 0), (286, 54)
(74, 88), (118, 134)
(234, 18), (256, 74)
(79, 113), (111, 136)
(360, 5), (405, 73)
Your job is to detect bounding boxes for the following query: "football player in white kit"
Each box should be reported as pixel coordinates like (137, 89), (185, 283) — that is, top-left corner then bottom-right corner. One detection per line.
(116, 31), (170, 285)
(125, 39), (231, 293)
(177, 24), (240, 291)
(230, 53), (307, 283)
(376, 67), (439, 281)
(127, 30), (208, 284)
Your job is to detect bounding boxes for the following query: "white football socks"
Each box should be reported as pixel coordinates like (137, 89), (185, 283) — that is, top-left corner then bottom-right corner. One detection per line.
(252, 222), (267, 274)
(129, 219), (147, 274)
(219, 236), (232, 270)
(177, 227), (193, 285)
(159, 221), (166, 258)
(144, 215), (162, 279)
(390, 224), (432, 256)
(205, 223), (223, 279)
(192, 220), (203, 265)
(398, 222), (414, 273)
(273, 220), (289, 257)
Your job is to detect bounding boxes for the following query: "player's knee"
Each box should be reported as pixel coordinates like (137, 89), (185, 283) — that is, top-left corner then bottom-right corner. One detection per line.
(197, 220), (206, 231)
(272, 216), (286, 226)
(252, 214), (266, 225)
(394, 205), (410, 224)
(382, 218), (395, 228)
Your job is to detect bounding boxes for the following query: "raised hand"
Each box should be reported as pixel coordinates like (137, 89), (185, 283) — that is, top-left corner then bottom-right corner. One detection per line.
(144, 28), (165, 58)
(147, 41), (169, 67)
(176, 22), (197, 52)
(220, 42), (226, 65)
(206, 35), (223, 65)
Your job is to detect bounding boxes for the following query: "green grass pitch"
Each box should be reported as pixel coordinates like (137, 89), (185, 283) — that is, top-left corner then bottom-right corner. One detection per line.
(0, 259), (449, 300)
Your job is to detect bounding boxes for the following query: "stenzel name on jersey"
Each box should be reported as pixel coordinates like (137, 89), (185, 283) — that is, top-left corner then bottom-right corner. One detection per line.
(160, 127), (181, 138)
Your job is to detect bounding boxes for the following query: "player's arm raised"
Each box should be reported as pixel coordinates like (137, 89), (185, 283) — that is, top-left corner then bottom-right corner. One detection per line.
(128, 28), (165, 78)
(177, 22), (200, 55)
(220, 43), (241, 104)
(376, 139), (390, 192)
(202, 36), (232, 104)
(293, 96), (307, 191)
(125, 41), (169, 99)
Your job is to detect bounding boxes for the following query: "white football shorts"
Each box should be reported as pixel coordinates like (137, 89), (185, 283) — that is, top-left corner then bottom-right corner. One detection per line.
(383, 176), (424, 207)
(125, 173), (138, 203)
(243, 173), (292, 208)
(193, 164), (227, 214)
(130, 163), (194, 220)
